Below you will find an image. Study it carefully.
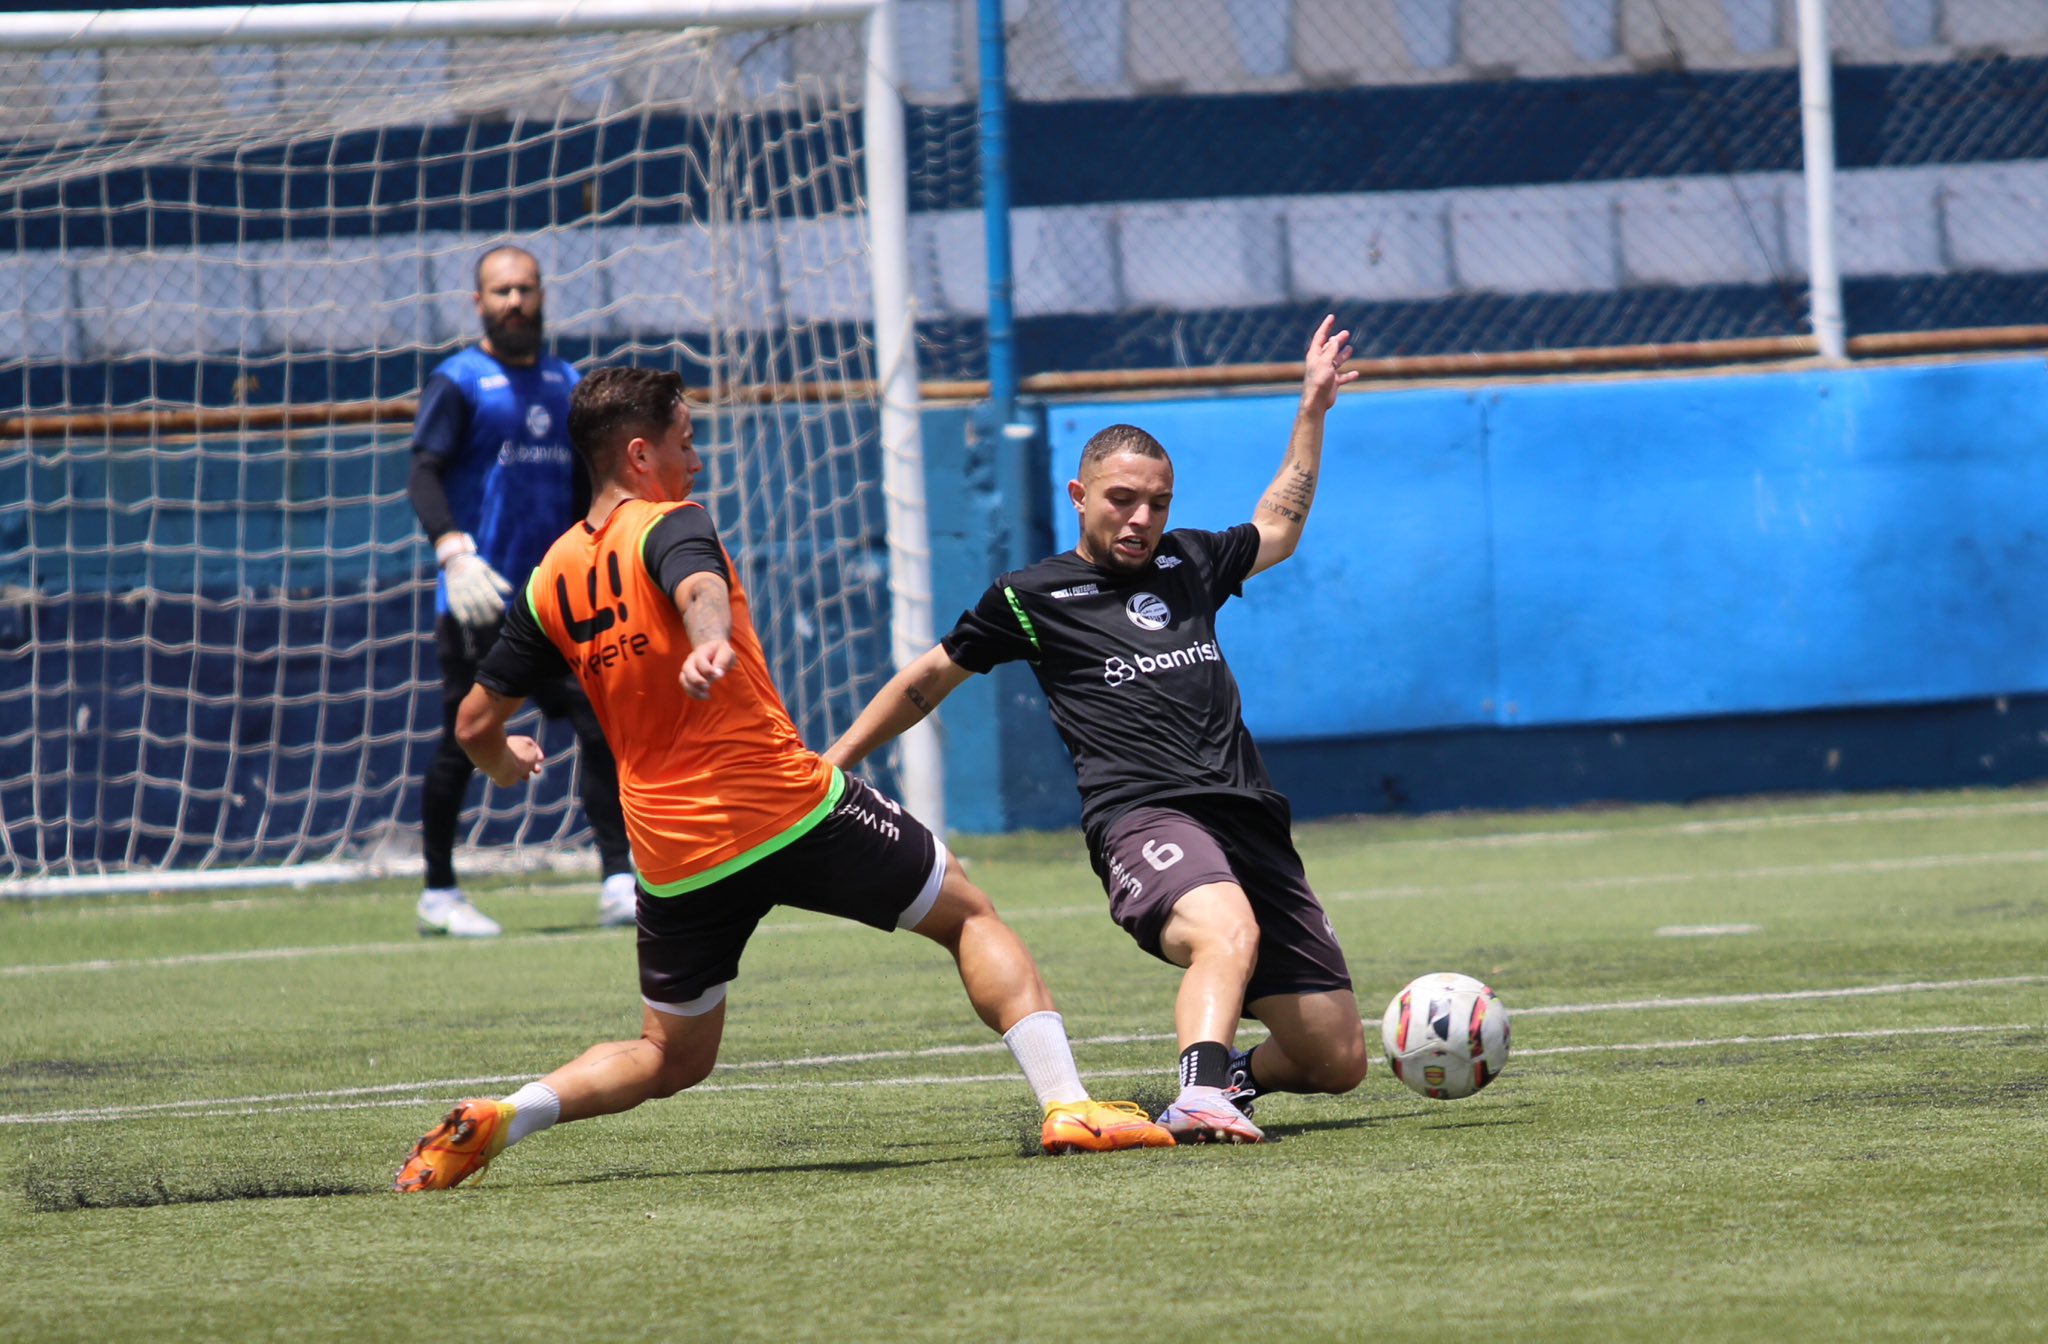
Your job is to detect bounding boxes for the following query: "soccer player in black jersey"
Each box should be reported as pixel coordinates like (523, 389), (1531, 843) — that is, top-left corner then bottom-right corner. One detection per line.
(826, 316), (1366, 1143)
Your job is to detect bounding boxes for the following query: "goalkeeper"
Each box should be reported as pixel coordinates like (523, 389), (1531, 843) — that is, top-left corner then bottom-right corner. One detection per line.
(407, 245), (636, 937)
(393, 366), (1171, 1191)
(825, 317), (1369, 1145)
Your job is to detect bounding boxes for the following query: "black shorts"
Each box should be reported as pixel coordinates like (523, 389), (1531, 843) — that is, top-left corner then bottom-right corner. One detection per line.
(435, 613), (586, 722)
(637, 774), (945, 1008)
(1091, 796), (1351, 1007)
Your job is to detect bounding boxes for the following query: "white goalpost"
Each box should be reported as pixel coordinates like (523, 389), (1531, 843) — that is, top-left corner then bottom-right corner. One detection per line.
(0, 0), (943, 894)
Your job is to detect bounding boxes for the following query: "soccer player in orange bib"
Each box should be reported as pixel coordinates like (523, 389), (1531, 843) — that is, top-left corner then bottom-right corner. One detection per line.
(395, 367), (1170, 1190)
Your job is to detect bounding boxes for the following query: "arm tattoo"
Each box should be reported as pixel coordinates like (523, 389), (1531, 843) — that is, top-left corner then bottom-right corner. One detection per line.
(680, 582), (732, 646)
(1259, 461), (1316, 522)
(904, 684), (934, 715)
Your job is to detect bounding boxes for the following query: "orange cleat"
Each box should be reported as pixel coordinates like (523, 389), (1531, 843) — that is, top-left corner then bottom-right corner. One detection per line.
(1041, 1099), (1177, 1154)
(393, 1099), (509, 1192)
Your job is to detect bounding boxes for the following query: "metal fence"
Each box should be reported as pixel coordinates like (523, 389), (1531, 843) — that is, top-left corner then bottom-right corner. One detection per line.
(897, 0), (2048, 381)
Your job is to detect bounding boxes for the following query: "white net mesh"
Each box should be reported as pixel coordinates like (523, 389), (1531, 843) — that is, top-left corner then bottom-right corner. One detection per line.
(0, 20), (900, 883)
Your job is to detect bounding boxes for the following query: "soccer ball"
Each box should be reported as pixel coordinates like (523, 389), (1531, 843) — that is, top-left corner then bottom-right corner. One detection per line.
(1381, 972), (1511, 1100)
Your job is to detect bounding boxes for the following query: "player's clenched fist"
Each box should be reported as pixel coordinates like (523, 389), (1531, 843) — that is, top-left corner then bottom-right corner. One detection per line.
(483, 735), (545, 788)
(680, 639), (735, 699)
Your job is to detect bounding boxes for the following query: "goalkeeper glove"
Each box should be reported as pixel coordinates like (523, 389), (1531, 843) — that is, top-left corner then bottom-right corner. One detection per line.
(436, 532), (513, 627)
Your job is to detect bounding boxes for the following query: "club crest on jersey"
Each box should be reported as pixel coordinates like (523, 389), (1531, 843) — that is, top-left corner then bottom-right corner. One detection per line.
(526, 404), (553, 438)
(1125, 592), (1171, 630)
(1154, 555), (1182, 569)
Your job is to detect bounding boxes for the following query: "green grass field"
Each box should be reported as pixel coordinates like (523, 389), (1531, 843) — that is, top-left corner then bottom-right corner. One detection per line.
(4, 787), (2045, 1342)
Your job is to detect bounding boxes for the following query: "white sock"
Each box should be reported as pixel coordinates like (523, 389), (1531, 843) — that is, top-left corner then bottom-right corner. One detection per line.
(602, 872), (636, 900)
(501, 1082), (562, 1147)
(1002, 1010), (1088, 1109)
(420, 887), (461, 906)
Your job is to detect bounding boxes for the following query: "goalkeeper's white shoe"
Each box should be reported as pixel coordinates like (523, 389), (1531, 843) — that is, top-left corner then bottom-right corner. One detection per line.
(598, 873), (639, 928)
(417, 889), (502, 938)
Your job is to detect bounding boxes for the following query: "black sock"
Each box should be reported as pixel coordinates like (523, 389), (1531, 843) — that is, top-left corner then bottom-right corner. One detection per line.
(1179, 1041), (1231, 1091)
(1233, 1045), (1263, 1095)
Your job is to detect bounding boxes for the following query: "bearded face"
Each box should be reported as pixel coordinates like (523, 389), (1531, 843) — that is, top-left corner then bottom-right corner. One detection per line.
(473, 248), (546, 365)
(482, 299), (545, 361)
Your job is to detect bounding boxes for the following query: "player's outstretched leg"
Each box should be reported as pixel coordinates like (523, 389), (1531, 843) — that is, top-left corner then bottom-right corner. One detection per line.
(1231, 988), (1370, 1121)
(910, 852), (1173, 1154)
(395, 997), (726, 1191)
(1154, 883), (1265, 1144)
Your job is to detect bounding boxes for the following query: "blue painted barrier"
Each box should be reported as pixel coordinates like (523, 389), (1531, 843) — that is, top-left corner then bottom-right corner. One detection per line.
(1045, 356), (2048, 745)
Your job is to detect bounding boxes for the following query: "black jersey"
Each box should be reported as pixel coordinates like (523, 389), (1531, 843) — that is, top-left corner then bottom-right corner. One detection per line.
(942, 523), (1286, 840)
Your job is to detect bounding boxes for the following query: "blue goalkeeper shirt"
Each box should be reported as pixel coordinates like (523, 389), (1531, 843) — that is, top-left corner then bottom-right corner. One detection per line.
(414, 347), (581, 617)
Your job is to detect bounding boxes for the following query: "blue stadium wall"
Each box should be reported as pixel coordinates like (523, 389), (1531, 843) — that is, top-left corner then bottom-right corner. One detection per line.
(927, 353), (2048, 832)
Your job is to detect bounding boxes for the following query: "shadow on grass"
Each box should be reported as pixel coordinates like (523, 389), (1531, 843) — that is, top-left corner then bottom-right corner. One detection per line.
(25, 1172), (384, 1213)
(544, 1151), (988, 1187)
(1262, 1097), (1538, 1139)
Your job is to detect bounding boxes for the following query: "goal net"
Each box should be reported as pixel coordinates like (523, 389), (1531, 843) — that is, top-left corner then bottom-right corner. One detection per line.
(0, 2), (930, 888)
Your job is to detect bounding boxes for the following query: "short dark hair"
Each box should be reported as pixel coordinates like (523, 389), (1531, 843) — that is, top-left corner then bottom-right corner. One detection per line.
(1078, 423), (1168, 476)
(473, 244), (539, 292)
(569, 367), (688, 482)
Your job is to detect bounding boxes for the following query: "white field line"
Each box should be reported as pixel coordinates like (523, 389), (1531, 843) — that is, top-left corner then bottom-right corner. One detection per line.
(6, 1027), (2031, 1126)
(5, 981), (2041, 1126)
(1321, 847), (2048, 906)
(0, 933), (615, 976)
(60, 882), (592, 919)
(1656, 924), (1763, 937)
(1346, 797), (2048, 852)
(12, 843), (2048, 979)
(1510, 974), (2048, 1016)
(1517, 1023), (2029, 1055)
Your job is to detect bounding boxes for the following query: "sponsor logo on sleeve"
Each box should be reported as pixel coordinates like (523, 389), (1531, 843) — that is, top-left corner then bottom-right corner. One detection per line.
(1050, 583), (1100, 600)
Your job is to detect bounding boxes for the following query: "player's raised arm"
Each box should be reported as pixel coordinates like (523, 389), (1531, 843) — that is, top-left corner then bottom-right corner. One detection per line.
(455, 684), (545, 787)
(824, 643), (974, 769)
(672, 570), (736, 700)
(1249, 314), (1358, 578)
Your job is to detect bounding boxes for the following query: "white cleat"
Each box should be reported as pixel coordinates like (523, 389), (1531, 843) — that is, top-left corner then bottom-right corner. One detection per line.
(598, 872), (639, 928)
(1157, 1086), (1266, 1144)
(416, 888), (502, 938)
